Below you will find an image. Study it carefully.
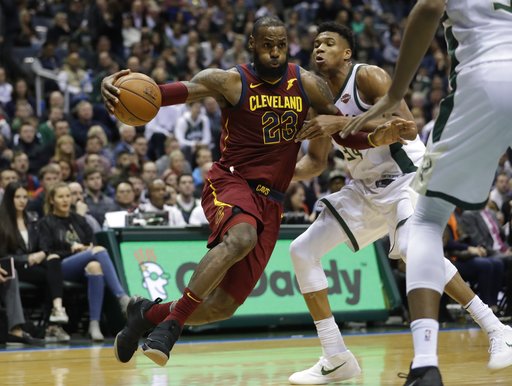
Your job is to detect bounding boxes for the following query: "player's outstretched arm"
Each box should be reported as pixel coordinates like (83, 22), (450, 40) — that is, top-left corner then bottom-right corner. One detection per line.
(101, 68), (241, 113)
(342, 0), (445, 137)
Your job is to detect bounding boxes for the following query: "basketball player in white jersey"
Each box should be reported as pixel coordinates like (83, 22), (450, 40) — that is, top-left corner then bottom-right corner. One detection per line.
(288, 21), (512, 385)
(341, 1), (512, 385)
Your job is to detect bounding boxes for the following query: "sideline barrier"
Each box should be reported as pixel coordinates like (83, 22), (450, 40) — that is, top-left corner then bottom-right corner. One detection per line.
(96, 225), (401, 328)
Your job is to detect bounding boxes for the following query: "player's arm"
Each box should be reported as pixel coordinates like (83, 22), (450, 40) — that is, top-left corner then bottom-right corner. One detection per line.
(342, 0), (445, 136)
(101, 68), (240, 113)
(293, 136), (331, 181)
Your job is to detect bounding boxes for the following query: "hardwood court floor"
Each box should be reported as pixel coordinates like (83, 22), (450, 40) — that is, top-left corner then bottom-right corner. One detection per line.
(1, 328), (511, 386)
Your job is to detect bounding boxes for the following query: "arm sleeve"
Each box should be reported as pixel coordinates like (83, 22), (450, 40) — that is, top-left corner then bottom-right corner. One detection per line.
(334, 132), (373, 150)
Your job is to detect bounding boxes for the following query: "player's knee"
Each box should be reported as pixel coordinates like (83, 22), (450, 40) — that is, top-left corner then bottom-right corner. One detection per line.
(289, 237), (307, 265)
(224, 224), (257, 259)
(207, 301), (239, 322)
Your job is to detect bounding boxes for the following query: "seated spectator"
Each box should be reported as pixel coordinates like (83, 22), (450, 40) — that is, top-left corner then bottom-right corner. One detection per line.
(192, 146), (212, 189)
(28, 164), (61, 219)
(0, 182), (69, 342)
(75, 134), (111, 176)
(113, 180), (138, 212)
(128, 174), (145, 206)
(141, 161), (158, 186)
(38, 182), (130, 341)
(313, 169), (346, 214)
(68, 182), (102, 234)
(5, 79), (36, 121)
(87, 125), (114, 165)
(0, 168), (19, 203)
(139, 179), (186, 227)
(11, 151), (39, 197)
(176, 174), (201, 224)
(83, 168), (117, 226)
(0, 266), (43, 345)
(57, 158), (76, 183)
(156, 136), (181, 176)
(57, 52), (92, 102)
(174, 102), (212, 164)
(70, 100), (109, 151)
(282, 182), (315, 224)
(490, 172), (510, 212)
(38, 106), (64, 147)
(164, 149), (192, 179)
(0, 66), (13, 107)
(113, 124), (136, 160)
(145, 104), (186, 161)
(13, 121), (50, 174)
(444, 213), (505, 312)
(132, 135), (149, 171)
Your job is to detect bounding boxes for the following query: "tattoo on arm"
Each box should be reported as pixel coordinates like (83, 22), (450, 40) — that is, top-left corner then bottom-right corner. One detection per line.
(303, 70), (338, 115)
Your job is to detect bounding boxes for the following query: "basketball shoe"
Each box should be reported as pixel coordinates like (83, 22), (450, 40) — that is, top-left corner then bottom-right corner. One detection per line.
(114, 296), (162, 363)
(400, 365), (443, 386)
(141, 319), (183, 366)
(288, 350), (361, 384)
(488, 325), (512, 370)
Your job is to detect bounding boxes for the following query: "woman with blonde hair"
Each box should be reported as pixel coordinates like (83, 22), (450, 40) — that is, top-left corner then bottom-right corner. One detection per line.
(53, 134), (76, 164)
(38, 182), (130, 341)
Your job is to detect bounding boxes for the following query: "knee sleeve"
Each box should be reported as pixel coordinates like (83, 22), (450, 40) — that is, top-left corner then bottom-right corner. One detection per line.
(406, 196), (455, 295)
(443, 258), (458, 284)
(290, 210), (348, 294)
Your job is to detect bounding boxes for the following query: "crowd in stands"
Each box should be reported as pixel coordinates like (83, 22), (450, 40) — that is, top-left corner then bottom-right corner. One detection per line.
(0, 0), (509, 343)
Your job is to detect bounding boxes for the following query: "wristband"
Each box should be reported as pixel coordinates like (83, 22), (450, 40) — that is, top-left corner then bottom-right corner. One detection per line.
(367, 132), (377, 147)
(158, 82), (189, 106)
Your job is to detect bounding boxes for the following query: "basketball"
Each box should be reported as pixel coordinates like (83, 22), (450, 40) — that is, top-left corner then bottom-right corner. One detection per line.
(113, 72), (162, 126)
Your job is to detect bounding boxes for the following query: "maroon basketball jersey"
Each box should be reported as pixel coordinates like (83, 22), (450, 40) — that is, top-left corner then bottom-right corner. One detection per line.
(218, 63), (310, 193)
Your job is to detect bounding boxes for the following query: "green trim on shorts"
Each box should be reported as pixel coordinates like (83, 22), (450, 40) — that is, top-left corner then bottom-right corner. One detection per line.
(389, 217), (409, 255)
(425, 190), (488, 210)
(320, 198), (360, 252)
(432, 25), (459, 143)
(389, 143), (418, 173)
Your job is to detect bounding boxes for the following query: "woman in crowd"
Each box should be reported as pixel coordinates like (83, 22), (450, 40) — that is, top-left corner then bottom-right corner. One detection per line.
(38, 182), (130, 341)
(0, 182), (69, 342)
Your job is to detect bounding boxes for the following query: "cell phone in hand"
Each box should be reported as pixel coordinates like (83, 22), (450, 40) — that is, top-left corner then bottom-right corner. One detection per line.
(0, 257), (15, 280)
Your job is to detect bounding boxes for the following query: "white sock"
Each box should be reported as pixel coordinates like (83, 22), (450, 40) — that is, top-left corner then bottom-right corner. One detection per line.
(411, 318), (439, 369)
(464, 295), (502, 334)
(314, 316), (347, 358)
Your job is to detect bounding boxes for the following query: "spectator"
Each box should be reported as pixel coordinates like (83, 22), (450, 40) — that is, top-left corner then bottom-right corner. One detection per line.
(155, 136), (180, 176)
(39, 182), (130, 341)
(282, 182), (315, 224)
(11, 151), (39, 197)
(0, 167), (19, 203)
(132, 135), (149, 171)
(13, 121), (50, 174)
(0, 182), (69, 342)
(57, 52), (92, 100)
(174, 102), (212, 163)
(128, 174), (145, 206)
(112, 181), (137, 212)
(75, 135), (111, 177)
(52, 134), (76, 166)
(145, 104), (186, 161)
(68, 181), (101, 234)
(0, 66), (13, 107)
(176, 173), (200, 224)
(83, 168), (117, 226)
(70, 100), (109, 150)
(490, 173), (510, 212)
(113, 124), (136, 160)
(28, 163), (61, 219)
(38, 106), (64, 147)
(5, 79), (36, 120)
(139, 179), (186, 227)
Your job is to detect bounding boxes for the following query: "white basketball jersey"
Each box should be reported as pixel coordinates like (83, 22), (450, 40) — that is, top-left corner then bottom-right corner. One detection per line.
(332, 63), (424, 184)
(445, 1), (512, 74)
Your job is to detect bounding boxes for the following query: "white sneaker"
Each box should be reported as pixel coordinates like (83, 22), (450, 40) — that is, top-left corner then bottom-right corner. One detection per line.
(289, 350), (361, 384)
(49, 307), (69, 324)
(488, 325), (512, 370)
(45, 325), (70, 343)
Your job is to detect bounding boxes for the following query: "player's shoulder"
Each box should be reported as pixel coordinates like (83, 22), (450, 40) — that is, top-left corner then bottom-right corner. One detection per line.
(355, 65), (391, 86)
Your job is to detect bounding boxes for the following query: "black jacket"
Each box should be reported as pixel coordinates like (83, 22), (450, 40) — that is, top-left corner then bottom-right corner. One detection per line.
(38, 212), (93, 258)
(0, 217), (40, 266)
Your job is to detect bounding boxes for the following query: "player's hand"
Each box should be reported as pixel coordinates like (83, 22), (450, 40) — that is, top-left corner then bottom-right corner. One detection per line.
(296, 115), (350, 141)
(341, 94), (401, 137)
(371, 118), (416, 146)
(101, 69), (131, 114)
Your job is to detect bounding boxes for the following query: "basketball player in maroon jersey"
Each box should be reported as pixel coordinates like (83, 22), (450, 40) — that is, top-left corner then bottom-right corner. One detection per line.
(102, 16), (411, 367)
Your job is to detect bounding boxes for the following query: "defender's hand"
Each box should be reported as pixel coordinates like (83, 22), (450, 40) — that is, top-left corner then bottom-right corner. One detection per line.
(342, 94), (401, 137)
(371, 118), (416, 146)
(296, 115), (350, 141)
(101, 69), (131, 113)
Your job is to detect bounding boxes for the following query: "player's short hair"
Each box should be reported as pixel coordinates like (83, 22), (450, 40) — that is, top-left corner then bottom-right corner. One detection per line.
(317, 22), (355, 52)
(252, 16), (285, 38)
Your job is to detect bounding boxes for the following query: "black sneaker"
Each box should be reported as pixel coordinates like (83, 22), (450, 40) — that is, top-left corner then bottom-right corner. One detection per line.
(7, 331), (45, 346)
(141, 319), (183, 367)
(114, 296), (162, 363)
(400, 365), (444, 386)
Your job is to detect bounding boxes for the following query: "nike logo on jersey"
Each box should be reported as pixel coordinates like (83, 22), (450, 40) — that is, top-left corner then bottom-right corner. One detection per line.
(321, 361), (346, 376)
(249, 82), (264, 89)
(286, 78), (297, 90)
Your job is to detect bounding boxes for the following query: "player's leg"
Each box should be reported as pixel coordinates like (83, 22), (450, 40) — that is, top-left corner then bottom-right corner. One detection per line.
(405, 195), (452, 383)
(114, 215), (257, 364)
(288, 208), (361, 384)
(141, 219), (258, 366)
(396, 208), (510, 369)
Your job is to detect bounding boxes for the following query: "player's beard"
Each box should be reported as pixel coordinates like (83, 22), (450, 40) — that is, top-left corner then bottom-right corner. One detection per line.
(253, 54), (288, 80)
